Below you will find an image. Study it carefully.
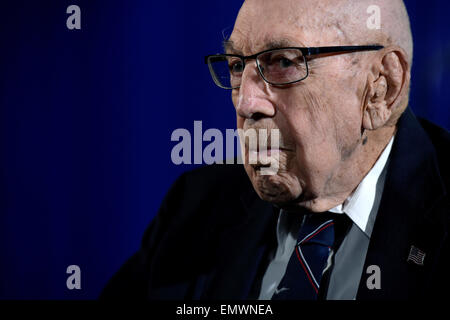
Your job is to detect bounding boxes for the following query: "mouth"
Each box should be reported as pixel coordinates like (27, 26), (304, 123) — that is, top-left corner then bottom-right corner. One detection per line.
(251, 163), (273, 172)
(247, 146), (293, 156)
(248, 147), (280, 159)
(247, 146), (293, 172)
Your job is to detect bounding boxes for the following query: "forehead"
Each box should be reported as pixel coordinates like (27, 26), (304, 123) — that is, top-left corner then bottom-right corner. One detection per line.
(228, 0), (349, 54)
(228, 1), (302, 54)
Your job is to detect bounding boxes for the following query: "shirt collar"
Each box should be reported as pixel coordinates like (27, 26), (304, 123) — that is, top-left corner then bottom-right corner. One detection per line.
(328, 135), (395, 236)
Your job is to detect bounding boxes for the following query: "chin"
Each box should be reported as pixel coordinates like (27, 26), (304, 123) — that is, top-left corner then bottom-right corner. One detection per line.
(247, 166), (303, 204)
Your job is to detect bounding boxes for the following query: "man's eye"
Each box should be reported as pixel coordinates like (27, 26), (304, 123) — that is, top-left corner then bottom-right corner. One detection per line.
(229, 61), (244, 73)
(278, 57), (294, 68)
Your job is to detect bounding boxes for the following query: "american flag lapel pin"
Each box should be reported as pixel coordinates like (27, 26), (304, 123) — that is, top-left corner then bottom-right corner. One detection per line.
(407, 245), (426, 266)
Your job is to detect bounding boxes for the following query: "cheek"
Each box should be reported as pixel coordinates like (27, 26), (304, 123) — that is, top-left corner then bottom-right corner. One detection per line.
(283, 77), (363, 154)
(281, 86), (335, 148)
(329, 80), (366, 156)
(275, 88), (345, 179)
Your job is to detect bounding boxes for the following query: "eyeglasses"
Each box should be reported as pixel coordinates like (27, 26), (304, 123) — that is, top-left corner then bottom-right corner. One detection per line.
(205, 45), (383, 89)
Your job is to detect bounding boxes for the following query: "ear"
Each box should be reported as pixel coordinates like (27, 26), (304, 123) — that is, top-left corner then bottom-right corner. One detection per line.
(362, 46), (410, 130)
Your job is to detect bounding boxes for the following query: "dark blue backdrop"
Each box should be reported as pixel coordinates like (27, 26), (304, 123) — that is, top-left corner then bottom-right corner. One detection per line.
(0, 0), (449, 299)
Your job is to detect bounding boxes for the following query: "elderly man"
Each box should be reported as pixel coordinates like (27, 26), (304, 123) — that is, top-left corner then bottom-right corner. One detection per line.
(101, 0), (449, 300)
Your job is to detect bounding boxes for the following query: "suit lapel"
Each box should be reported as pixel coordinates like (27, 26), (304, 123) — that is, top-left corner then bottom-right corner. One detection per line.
(356, 108), (448, 299)
(200, 174), (278, 299)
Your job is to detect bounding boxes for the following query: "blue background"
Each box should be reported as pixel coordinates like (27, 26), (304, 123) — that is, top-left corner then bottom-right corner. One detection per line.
(0, 0), (449, 299)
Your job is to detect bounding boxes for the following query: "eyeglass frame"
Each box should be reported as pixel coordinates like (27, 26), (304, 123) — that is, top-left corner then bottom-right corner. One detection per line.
(204, 45), (384, 89)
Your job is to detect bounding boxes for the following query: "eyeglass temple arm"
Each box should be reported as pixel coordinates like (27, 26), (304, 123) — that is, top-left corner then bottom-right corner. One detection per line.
(306, 45), (384, 56)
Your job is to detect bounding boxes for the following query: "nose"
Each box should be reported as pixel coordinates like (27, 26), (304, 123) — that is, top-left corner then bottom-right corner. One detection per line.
(235, 61), (276, 119)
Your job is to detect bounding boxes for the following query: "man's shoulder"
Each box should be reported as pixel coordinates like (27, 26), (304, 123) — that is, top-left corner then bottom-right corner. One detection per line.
(174, 163), (250, 197)
(417, 117), (450, 188)
(182, 162), (249, 186)
(101, 164), (254, 300)
(418, 117), (450, 149)
(159, 163), (252, 218)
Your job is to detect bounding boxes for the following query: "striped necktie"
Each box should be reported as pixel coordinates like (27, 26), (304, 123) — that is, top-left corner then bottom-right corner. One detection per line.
(272, 211), (349, 300)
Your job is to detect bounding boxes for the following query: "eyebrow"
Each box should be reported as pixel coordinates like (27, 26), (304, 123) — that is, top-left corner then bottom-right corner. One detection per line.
(223, 38), (300, 54)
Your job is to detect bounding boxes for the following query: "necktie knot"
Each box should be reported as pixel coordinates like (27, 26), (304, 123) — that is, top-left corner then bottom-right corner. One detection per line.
(296, 213), (335, 248)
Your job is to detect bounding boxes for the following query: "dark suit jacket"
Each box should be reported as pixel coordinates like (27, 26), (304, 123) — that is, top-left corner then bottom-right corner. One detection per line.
(101, 108), (450, 300)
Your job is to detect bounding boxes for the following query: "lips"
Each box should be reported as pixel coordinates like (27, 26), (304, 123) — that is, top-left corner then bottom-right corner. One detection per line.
(247, 146), (293, 169)
(248, 145), (293, 153)
(249, 148), (281, 159)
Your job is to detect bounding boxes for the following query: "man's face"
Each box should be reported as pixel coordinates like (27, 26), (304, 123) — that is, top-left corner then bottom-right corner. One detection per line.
(230, 0), (368, 211)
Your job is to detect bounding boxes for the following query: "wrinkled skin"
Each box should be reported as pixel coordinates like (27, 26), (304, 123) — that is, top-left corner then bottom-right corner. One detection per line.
(229, 0), (411, 212)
